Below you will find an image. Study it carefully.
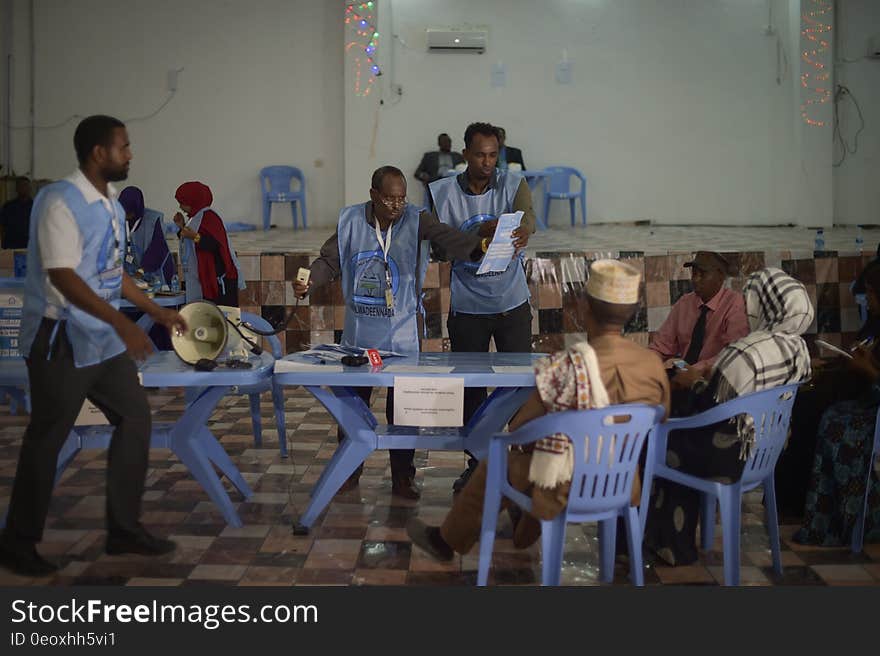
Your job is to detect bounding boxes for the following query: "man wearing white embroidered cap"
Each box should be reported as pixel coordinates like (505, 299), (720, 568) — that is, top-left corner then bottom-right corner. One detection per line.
(407, 259), (670, 561)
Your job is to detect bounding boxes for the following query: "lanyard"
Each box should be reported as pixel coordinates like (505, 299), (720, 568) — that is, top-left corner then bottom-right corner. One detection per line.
(374, 219), (394, 309)
(374, 219), (393, 263)
(107, 198), (121, 267)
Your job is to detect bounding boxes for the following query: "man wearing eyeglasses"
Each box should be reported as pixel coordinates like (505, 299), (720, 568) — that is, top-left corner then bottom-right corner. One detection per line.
(429, 122), (536, 494)
(294, 165), (492, 500)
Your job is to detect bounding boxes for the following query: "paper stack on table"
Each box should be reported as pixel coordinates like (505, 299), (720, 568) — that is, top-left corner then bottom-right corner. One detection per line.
(274, 360), (343, 373)
(298, 344), (402, 363)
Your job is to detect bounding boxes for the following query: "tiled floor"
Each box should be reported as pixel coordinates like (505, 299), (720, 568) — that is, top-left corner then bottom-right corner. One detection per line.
(225, 224), (875, 256)
(1, 387), (878, 587)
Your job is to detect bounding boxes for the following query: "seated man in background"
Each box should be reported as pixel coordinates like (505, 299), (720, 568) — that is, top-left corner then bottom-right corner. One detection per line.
(0, 177), (34, 249)
(495, 127), (525, 171)
(649, 251), (748, 411)
(406, 259), (670, 560)
(414, 133), (465, 185)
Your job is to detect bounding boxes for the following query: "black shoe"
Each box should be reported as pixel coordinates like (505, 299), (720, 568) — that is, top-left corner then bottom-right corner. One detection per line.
(106, 529), (176, 556)
(0, 541), (58, 577)
(406, 518), (454, 561)
(452, 457), (479, 494)
(391, 475), (421, 500)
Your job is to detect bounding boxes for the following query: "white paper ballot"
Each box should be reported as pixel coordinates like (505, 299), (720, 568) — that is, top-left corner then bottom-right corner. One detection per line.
(274, 360), (344, 373)
(393, 376), (464, 427)
(383, 365), (455, 373)
(476, 211), (523, 276)
(491, 366), (535, 374)
(815, 339), (852, 360)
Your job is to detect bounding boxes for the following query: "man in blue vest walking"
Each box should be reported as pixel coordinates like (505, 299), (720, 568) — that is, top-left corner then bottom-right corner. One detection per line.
(295, 166), (494, 499)
(0, 115), (188, 577)
(429, 122), (536, 493)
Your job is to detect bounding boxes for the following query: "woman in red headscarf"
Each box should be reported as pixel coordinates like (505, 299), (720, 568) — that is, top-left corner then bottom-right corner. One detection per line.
(173, 181), (240, 306)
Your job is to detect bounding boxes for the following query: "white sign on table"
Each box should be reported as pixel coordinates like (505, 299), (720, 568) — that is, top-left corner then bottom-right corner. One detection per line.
(74, 400), (110, 426)
(393, 376), (464, 427)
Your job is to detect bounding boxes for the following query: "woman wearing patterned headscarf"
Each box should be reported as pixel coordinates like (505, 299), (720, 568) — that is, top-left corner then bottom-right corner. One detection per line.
(173, 181), (243, 306)
(645, 267), (813, 566)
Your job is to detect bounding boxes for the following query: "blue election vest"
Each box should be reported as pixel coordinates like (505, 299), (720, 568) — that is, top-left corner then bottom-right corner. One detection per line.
(179, 207), (246, 303)
(125, 212), (171, 282)
(19, 181), (126, 367)
(429, 171), (529, 314)
(338, 203), (424, 354)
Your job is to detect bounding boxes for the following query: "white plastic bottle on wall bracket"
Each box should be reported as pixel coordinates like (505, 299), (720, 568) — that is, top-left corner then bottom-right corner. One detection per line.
(855, 225), (864, 253)
(814, 228), (825, 252)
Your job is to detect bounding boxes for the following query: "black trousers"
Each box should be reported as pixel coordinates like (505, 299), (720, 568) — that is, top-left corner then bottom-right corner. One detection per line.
(2, 319), (151, 547)
(335, 386), (414, 479)
(447, 301), (533, 426)
(205, 278), (239, 307)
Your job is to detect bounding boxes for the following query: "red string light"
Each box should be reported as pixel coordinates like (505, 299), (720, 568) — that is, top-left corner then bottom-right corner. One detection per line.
(800, 0), (833, 127)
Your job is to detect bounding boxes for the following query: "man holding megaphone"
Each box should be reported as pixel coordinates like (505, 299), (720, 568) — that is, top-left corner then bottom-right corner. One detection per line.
(294, 165), (491, 500)
(0, 116), (188, 577)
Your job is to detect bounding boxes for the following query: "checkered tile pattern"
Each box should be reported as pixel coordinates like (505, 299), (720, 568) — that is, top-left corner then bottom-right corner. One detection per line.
(1, 387), (879, 587)
(229, 247), (874, 357)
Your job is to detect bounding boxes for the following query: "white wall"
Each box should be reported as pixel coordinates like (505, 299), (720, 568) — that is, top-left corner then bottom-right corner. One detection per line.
(6, 0), (344, 227)
(833, 0), (880, 226)
(347, 0), (801, 225)
(5, 0), (876, 228)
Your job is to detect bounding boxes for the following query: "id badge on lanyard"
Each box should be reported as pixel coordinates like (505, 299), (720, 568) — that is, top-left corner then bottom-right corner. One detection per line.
(374, 220), (394, 310)
(124, 218), (141, 266)
(98, 201), (123, 290)
(384, 264), (394, 309)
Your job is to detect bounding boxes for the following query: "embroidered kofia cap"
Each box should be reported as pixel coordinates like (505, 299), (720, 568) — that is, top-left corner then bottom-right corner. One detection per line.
(586, 259), (641, 304)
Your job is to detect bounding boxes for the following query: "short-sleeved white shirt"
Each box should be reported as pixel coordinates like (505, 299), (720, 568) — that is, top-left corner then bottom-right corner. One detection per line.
(36, 170), (118, 318)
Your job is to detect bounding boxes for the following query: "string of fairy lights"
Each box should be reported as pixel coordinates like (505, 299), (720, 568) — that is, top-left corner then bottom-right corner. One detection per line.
(345, 1), (381, 97)
(800, 0), (833, 127)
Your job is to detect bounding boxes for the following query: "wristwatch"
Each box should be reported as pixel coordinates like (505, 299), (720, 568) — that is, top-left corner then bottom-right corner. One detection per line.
(193, 233), (202, 244)
(480, 237), (490, 253)
(691, 378), (709, 394)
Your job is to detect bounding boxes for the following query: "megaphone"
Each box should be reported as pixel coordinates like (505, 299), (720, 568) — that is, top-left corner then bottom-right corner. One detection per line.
(171, 301), (262, 365)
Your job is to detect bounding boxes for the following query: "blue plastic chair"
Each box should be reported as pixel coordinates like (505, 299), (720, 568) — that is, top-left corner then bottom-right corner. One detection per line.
(642, 384), (799, 586)
(542, 166), (587, 227)
(260, 166), (307, 230)
(852, 406), (880, 553)
(238, 312), (288, 457)
(477, 404), (665, 586)
(1, 387), (29, 415)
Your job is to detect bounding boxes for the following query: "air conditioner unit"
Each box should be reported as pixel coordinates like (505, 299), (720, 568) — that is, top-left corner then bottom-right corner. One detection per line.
(426, 29), (487, 54)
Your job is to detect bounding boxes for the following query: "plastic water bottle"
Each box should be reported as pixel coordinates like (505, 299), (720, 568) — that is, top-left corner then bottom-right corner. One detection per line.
(855, 225), (864, 253)
(814, 228), (825, 252)
(171, 274), (180, 293)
